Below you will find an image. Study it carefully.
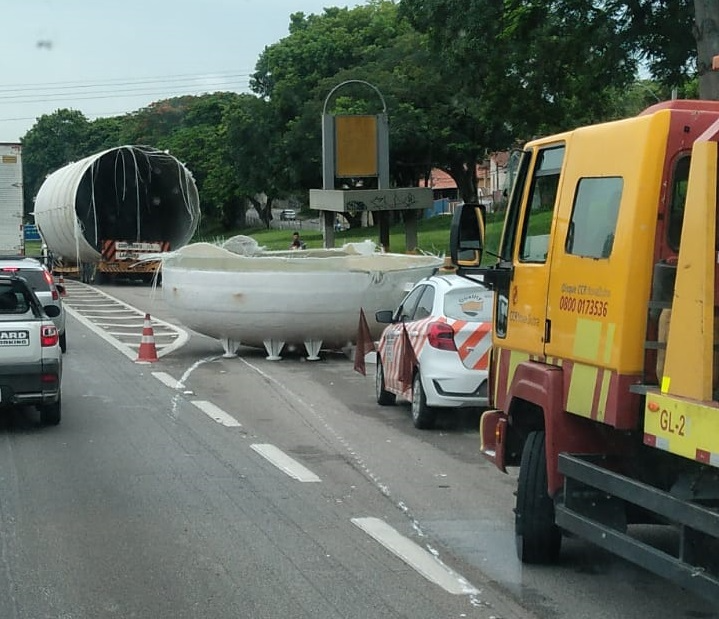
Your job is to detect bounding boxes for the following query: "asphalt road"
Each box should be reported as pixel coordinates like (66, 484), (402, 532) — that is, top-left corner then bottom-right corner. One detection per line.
(0, 279), (715, 618)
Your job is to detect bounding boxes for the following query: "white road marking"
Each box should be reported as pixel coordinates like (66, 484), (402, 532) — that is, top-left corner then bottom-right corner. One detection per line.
(64, 305), (137, 360)
(351, 517), (478, 595)
(250, 443), (321, 482)
(191, 400), (242, 427)
(152, 372), (181, 389)
(64, 286), (189, 358)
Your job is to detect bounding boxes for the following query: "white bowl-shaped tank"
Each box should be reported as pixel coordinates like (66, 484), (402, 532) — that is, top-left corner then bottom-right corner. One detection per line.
(161, 241), (444, 358)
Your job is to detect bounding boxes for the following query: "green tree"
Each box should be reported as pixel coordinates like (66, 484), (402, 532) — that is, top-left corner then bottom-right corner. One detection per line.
(400, 0), (638, 137)
(607, 1), (719, 99)
(224, 94), (290, 228)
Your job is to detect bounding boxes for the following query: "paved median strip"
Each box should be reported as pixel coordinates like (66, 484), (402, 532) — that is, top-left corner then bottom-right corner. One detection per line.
(351, 517), (478, 595)
(191, 400), (242, 427)
(251, 443), (321, 482)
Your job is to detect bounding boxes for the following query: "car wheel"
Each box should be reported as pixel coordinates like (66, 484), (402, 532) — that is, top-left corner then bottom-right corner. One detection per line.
(515, 431), (562, 563)
(39, 395), (61, 426)
(59, 331), (67, 353)
(375, 360), (396, 406)
(411, 373), (436, 429)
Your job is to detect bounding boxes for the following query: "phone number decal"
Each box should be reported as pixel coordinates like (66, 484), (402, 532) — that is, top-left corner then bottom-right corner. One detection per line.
(559, 295), (608, 317)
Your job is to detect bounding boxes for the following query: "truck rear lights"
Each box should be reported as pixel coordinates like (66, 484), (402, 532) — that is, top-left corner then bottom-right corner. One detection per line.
(41, 325), (58, 347)
(427, 321), (457, 351)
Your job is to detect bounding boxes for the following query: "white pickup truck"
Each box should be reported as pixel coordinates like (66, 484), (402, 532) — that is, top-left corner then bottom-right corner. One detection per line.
(0, 274), (62, 425)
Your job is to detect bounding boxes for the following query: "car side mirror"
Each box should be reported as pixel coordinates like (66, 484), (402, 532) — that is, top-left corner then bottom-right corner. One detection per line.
(44, 305), (61, 318)
(375, 310), (394, 324)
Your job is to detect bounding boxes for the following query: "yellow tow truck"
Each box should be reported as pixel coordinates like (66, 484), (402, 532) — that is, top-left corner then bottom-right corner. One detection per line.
(451, 100), (719, 602)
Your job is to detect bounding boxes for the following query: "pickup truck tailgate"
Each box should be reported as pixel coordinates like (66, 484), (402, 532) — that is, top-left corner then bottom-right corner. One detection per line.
(0, 319), (43, 362)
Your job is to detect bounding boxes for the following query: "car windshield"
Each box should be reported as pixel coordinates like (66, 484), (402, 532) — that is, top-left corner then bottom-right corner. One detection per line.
(443, 288), (492, 322)
(2, 269), (50, 292)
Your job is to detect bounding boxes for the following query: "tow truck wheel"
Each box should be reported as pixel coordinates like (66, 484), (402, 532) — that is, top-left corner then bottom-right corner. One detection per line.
(411, 373), (436, 430)
(515, 430), (561, 563)
(39, 395), (61, 426)
(375, 360), (396, 406)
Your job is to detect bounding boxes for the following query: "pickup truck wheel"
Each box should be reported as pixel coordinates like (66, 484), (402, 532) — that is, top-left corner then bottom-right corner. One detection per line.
(39, 396), (61, 426)
(411, 373), (436, 430)
(375, 360), (396, 406)
(515, 430), (561, 563)
(59, 331), (67, 353)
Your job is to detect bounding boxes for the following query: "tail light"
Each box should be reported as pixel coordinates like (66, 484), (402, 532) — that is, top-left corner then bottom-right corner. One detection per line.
(427, 321), (457, 351)
(42, 270), (59, 300)
(41, 325), (59, 347)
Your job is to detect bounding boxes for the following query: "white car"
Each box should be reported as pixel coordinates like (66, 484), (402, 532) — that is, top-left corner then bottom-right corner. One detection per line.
(0, 274), (62, 425)
(0, 256), (67, 352)
(279, 209), (297, 221)
(374, 272), (493, 429)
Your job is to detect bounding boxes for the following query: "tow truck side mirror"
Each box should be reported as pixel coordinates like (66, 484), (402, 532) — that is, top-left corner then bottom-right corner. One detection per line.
(450, 203), (486, 269)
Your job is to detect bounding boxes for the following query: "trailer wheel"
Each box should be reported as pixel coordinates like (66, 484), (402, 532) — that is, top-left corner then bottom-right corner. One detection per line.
(375, 360), (396, 406)
(515, 430), (561, 563)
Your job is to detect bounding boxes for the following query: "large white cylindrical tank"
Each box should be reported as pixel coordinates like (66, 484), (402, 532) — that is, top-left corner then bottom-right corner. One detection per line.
(33, 145), (201, 263)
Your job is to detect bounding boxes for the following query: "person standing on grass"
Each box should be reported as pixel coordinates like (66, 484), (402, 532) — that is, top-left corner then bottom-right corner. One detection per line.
(289, 231), (306, 250)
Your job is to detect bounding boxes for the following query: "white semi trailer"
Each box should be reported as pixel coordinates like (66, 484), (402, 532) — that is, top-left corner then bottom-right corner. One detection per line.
(0, 143), (25, 255)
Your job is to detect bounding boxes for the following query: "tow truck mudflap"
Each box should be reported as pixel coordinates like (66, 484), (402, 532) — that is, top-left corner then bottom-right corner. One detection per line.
(479, 409), (509, 473)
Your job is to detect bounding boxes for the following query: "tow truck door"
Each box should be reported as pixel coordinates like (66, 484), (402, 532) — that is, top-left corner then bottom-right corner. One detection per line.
(491, 145), (565, 380)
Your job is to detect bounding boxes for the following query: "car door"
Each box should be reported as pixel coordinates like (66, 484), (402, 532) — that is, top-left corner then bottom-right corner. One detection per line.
(380, 284), (427, 394)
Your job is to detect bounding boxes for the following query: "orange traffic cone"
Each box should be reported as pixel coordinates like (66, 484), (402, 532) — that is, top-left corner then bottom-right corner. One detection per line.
(136, 313), (159, 363)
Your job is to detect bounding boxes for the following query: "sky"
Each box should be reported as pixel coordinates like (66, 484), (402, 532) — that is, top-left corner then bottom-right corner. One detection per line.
(0, 0), (362, 143)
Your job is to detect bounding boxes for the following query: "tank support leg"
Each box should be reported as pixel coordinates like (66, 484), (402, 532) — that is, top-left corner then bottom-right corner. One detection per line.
(304, 340), (323, 361)
(263, 339), (285, 361)
(220, 337), (240, 358)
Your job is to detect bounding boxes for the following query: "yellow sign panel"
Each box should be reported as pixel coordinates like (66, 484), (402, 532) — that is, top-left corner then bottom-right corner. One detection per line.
(644, 391), (719, 466)
(335, 115), (377, 177)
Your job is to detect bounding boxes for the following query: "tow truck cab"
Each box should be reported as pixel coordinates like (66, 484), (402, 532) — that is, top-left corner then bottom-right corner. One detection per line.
(451, 100), (719, 602)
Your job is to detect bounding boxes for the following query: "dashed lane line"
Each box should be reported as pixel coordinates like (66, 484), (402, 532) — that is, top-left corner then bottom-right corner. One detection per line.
(250, 443), (322, 483)
(152, 371), (182, 390)
(191, 400), (242, 427)
(351, 517), (478, 596)
(150, 370), (482, 605)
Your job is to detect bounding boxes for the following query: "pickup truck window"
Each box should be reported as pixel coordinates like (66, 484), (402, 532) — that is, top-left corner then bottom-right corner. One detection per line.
(0, 288), (29, 314)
